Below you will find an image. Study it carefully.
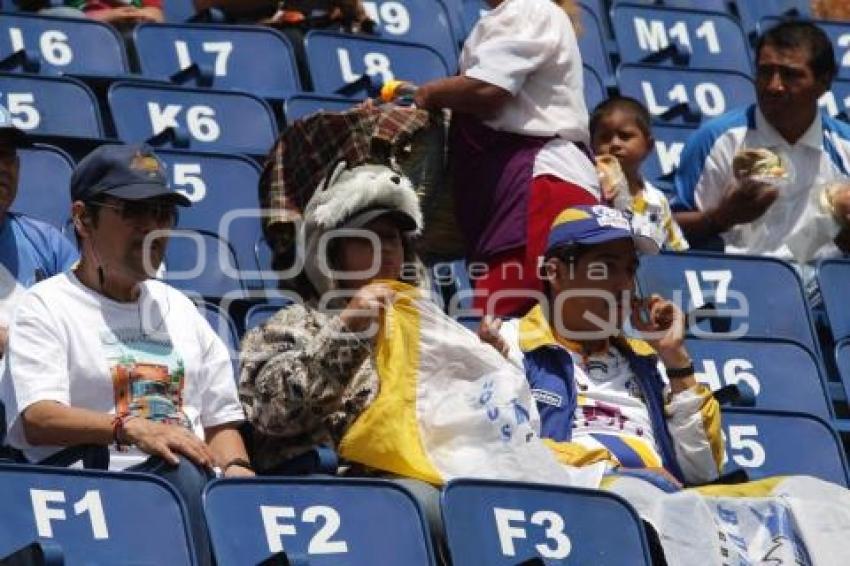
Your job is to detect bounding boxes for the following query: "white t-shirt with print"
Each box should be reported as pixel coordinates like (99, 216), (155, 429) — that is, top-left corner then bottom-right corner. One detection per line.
(566, 347), (663, 467)
(1, 272), (244, 469)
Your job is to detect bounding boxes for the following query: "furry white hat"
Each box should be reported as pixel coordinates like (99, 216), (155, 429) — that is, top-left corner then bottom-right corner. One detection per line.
(302, 162), (423, 298)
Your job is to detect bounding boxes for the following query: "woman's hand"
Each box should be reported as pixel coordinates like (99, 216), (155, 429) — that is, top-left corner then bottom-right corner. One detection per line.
(339, 282), (396, 338)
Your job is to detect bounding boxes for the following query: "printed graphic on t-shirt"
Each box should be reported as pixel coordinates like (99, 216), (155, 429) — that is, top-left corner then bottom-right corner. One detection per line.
(102, 328), (190, 429)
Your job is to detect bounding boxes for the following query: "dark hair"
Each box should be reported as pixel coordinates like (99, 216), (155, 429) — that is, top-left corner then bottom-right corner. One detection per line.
(544, 242), (591, 264)
(756, 21), (836, 83)
(589, 96), (653, 140)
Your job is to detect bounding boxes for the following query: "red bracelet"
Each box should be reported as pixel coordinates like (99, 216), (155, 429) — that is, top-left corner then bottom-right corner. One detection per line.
(111, 414), (136, 452)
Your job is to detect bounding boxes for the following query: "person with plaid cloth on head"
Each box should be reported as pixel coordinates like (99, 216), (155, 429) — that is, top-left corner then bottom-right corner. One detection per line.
(258, 103), (454, 284)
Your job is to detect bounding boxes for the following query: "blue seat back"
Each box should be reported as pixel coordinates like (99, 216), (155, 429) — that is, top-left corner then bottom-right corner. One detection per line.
(284, 94), (358, 123)
(361, 0), (459, 74)
(203, 477), (435, 565)
(614, 0), (729, 11)
(612, 4), (751, 74)
(163, 0), (200, 22)
(0, 12), (128, 76)
(820, 78), (850, 121)
(578, 2), (611, 80)
(441, 478), (651, 565)
(737, 0), (810, 36)
(11, 144), (74, 229)
(836, 338), (850, 403)
(817, 259), (850, 343)
(583, 65), (607, 114)
(108, 81), (277, 155)
(641, 122), (696, 193)
(617, 64), (755, 124)
(722, 408), (849, 486)
(687, 338), (831, 420)
(155, 149), (263, 289)
(133, 23), (301, 99)
(0, 72), (102, 137)
(636, 252), (819, 355)
(304, 30), (449, 95)
(582, 0), (611, 36)
(162, 230), (244, 298)
(0, 464), (196, 564)
(458, 0), (488, 39)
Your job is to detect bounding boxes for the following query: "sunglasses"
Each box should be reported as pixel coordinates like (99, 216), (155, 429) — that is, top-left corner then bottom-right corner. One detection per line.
(92, 199), (180, 225)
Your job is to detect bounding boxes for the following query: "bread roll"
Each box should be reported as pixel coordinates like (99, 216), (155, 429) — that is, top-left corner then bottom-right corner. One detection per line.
(732, 148), (787, 180)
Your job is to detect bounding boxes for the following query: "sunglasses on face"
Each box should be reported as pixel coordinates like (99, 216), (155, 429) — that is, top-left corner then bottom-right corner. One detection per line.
(92, 199), (180, 225)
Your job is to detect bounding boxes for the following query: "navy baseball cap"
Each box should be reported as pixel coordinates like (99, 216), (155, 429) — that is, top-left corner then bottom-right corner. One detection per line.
(546, 205), (659, 255)
(70, 144), (191, 206)
(0, 104), (24, 144)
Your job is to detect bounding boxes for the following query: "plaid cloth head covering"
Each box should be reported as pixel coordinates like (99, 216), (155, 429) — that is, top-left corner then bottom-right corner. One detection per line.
(259, 105), (434, 245)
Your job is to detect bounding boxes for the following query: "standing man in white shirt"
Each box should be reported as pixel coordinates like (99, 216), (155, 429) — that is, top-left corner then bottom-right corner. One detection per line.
(674, 21), (850, 261)
(1, 143), (252, 565)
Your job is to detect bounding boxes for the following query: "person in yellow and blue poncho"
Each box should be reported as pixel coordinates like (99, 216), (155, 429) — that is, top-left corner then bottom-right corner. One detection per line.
(490, 204), (724, 488)
(483, 204), (850, 565)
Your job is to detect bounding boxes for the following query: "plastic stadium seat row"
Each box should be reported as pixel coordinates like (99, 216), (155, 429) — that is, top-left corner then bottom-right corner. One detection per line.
(0, 463), (198, 565)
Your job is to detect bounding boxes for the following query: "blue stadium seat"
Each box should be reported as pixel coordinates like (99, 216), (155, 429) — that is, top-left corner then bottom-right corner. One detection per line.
(611, 4), (751, 75)
(737, 0), (810, 37)
(108, 81), (278, 155)
(687, 338), (831, 420)
(161, 229), (245, 298)
(162, 0), (202, 22)
(614, 0), (729, 11)
(816, 259), (850, 343)
(441, 478), (652, 565)
(458, 0), (488, 40)
(641, 122), (696, 194)
(0, 463), (196, 564)
(304, 30), (450, 96)
(0, 72), (103, 138)
(284, 94), (358, 123)
(581, 0), (612, 37)
(440, 0), (467, 44)
(155, 149), (264, 290)
(721, 408), (849, 486)
(133, 23), (301, 99)
(361, 0), (459, 74)
(820, 78), (850, 121)
(578, 2), (612, 81)
(203, 477), (435, 565)
(836, 338), (850, 403)
(617, 64), (755, 124)
(0, 12), (128, 76)
(636, 252), (820, 356)
(10, 143), (73, 229)
(583, 65), (607, 115)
